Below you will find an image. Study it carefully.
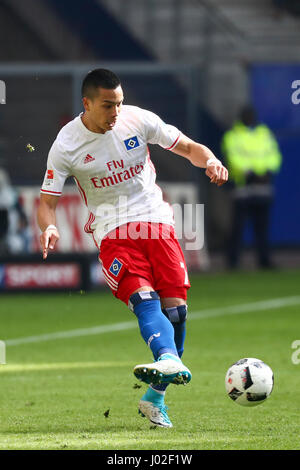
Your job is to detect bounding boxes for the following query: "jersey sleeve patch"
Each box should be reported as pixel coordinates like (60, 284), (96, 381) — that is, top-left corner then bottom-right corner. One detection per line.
(124, 136), (140, 151)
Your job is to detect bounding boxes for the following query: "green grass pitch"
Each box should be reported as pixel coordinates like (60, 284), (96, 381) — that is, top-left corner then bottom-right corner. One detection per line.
(0, 268), (300, 450)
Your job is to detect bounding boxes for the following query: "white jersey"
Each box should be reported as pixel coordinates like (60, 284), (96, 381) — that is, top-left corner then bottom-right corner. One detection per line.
(41, 105), (181, 248)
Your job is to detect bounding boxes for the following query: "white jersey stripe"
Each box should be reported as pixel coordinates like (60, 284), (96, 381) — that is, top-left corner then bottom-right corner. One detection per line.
(84, 212), (95, 234)
(102, 273), (118, 291)
(40, 189), (62, 195)
(165, 132), (181, 150)
(102, 267), (119, 287)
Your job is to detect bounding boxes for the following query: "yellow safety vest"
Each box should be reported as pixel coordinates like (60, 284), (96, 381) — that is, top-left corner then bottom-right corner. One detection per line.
(221, 121), (282, 186)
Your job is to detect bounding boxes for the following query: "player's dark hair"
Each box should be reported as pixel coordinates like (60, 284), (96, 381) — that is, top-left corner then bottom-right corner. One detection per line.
(81, 69), (121, 99)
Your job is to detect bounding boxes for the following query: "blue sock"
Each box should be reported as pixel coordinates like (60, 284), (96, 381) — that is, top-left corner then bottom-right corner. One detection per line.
(142, 385), (165, 404)
(151, 305), (187, 393)
(129, 291), (178, 360)
(174, 323), (186, 358)
(163, 305), (187, 358)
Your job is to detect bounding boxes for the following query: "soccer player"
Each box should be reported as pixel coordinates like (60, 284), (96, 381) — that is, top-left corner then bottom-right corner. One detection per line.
(37, 69), (228, 428)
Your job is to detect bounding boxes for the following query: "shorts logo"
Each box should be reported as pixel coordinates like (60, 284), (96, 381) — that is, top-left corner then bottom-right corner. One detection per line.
(124, 136), (140, 151)
(109, 258), (123, 277)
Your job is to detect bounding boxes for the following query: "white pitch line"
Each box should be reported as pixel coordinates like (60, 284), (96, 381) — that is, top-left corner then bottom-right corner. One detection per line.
(5, 321), (137, 347)
(188, 295), (300, 320)
(4, 295), (300, 347)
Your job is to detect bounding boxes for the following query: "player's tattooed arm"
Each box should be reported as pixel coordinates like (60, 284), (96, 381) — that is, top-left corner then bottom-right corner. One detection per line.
(170, 133), (228, 187)
(37, 193), (60, 259)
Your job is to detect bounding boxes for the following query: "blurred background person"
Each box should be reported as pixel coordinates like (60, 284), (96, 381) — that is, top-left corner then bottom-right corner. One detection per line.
(0, 168), (31, 256)
(0, 168), (11, 255)
(272, 0), (300, 16)
(221, 105), (282, 270)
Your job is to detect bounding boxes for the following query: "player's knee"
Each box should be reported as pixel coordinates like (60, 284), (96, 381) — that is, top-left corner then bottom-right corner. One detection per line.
(162, 305), (187, 324)
(128, 291), (160, 314)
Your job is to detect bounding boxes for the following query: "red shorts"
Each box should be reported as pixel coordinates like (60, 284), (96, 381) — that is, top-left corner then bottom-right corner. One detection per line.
(99, 222), (190, 305)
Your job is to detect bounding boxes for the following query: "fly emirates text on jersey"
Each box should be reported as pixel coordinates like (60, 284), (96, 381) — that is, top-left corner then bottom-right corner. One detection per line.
(90, 158), (144, 189)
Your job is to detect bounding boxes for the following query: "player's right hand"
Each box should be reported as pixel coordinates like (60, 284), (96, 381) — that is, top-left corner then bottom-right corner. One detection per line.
(40, 226), (60, 260)
(205, 158), (228, 187)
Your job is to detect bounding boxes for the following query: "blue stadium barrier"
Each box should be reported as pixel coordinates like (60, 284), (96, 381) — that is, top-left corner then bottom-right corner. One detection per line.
(247, 64), (300, 246)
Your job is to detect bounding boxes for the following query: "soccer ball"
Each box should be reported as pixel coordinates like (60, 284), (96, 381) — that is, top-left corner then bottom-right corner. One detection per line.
(225, 358), (274, 407)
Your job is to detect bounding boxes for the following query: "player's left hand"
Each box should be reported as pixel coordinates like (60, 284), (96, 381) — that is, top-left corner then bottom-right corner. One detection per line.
(40, 226), (60, 260)
(205, 158), (228, 186)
